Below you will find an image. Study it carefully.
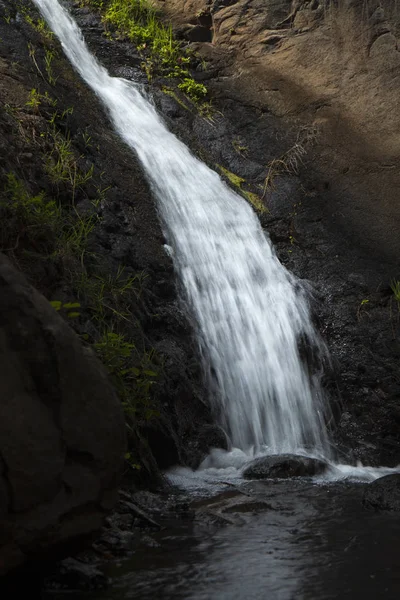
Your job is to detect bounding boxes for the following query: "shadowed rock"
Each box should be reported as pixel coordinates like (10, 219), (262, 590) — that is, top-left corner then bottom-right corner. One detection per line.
(363, 474), (400, 511)
(242, 454), (328, 479)
(0, 254), (126, 575)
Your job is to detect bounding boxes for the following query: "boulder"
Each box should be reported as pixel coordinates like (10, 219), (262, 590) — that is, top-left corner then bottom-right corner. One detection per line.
(363, 474), (400, 511)
(0, 254), (126, 575)
(242, 454), (328, 479)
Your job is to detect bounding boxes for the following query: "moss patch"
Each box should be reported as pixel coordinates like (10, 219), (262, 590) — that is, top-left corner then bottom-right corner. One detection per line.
(217, 165), (266, 213)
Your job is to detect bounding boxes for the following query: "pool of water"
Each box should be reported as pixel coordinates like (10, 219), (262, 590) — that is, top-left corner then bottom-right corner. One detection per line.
(51, 479), (400, 600)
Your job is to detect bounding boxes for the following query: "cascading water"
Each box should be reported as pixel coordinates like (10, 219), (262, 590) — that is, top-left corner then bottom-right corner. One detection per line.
(31, 0), (332, 458)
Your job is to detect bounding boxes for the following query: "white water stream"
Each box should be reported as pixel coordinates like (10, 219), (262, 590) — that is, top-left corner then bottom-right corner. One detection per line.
(32, 0), (400, 481)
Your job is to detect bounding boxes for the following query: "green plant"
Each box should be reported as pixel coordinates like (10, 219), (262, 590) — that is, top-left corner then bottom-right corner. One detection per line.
(0, 173), (60, 255)
(178, 78), (207, 103)
(161, 86), (190, 111)
(357, 298), (370, 320)
(198, 100), (223, 123)
(27, 42), (44, 80)
(45, 129), (94, 201)
(58, 211), (98, 265)
(23, 10), (54, 43)
(94, 331), (159, 426)
(45, 48), (58, 86)
(83, 0), (208, 100)
(104, 0), (180, 68)
(74, 265), (146, 322)
(390, 280), (400, 307)
(26, 88), (42, 112)
(232, 138), (249, 156)
(50, 300), (81, 318)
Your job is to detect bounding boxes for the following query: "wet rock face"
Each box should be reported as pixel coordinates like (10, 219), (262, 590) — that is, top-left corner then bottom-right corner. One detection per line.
(363, 474), (400, 511)
(242, 454), (328, 479)
(0, 254), (126, 576)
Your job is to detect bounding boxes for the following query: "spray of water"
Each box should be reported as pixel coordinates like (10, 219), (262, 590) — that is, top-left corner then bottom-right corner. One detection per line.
(31, 0), (339, 461)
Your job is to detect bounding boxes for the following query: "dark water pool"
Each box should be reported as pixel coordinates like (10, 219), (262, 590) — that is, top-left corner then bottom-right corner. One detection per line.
(51, 480), (400, 600)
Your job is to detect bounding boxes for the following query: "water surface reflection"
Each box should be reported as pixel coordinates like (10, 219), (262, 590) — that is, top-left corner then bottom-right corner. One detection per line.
(59, 481), (400, 600)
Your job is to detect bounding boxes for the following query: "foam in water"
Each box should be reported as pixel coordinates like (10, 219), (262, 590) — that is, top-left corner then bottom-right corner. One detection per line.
(32, 1), (400, 483)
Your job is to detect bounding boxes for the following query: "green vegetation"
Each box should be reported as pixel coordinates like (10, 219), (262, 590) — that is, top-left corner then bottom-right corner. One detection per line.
(1, 172), (158, 449)
(0, 173), (99, 265)
(178, 78), (207, 103)
(104, 0), (178, 63)
(81, 0), (208, 103)
(50, 300), (81, 319)
(390, 280), (400, 307)
(217, 165), (266, 213)
(74, 266), (147, 324)
(1, 173), (61, 255)
(94, 332), (159, 430)
(26, 88), (42, 112)
(45, 127), (94, 199)
(357, 298), (370, 321)
(44, 48), (58, 86)
(232, 138), (249, 156)
(1, 7), (161, 472)
(22, 10), (54, 44)
(161, 86), (190, 111)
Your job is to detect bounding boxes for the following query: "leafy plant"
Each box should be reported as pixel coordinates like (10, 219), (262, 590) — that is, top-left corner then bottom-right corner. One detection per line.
(94, 332), (159, 427)
(178, 78), (207, 103)
(82, 0), (208, 101)
(26, 88), (42, 112)
(50, 300), (81, 318)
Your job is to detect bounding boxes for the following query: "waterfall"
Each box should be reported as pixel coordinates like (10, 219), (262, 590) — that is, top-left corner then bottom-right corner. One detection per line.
(31, 0), (331, 458)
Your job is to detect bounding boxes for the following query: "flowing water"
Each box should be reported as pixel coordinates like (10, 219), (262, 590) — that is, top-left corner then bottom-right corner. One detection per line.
(31, 0), (330, 457)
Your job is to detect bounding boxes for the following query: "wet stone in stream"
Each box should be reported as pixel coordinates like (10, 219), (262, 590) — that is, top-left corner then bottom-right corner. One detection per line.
(242, 454), (328, 479)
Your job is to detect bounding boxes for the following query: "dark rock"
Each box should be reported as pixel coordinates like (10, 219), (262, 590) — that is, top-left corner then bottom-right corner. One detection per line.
(94, 528), (138, 554)
(44, 558), (108, 592)
(185, 424), (230, 469)
(0, 254), (126, 575)
(363, 474), (400, 511)
(242, 454), (328, 479)
(182, 24), (213, 43)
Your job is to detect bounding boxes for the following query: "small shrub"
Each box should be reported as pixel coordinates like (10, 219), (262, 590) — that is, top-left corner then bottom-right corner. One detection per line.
(178, 78), (207, 103)
(74, 265), (146, 323)
(94, 331), (159, 426)
(0, 173), (60, 255)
